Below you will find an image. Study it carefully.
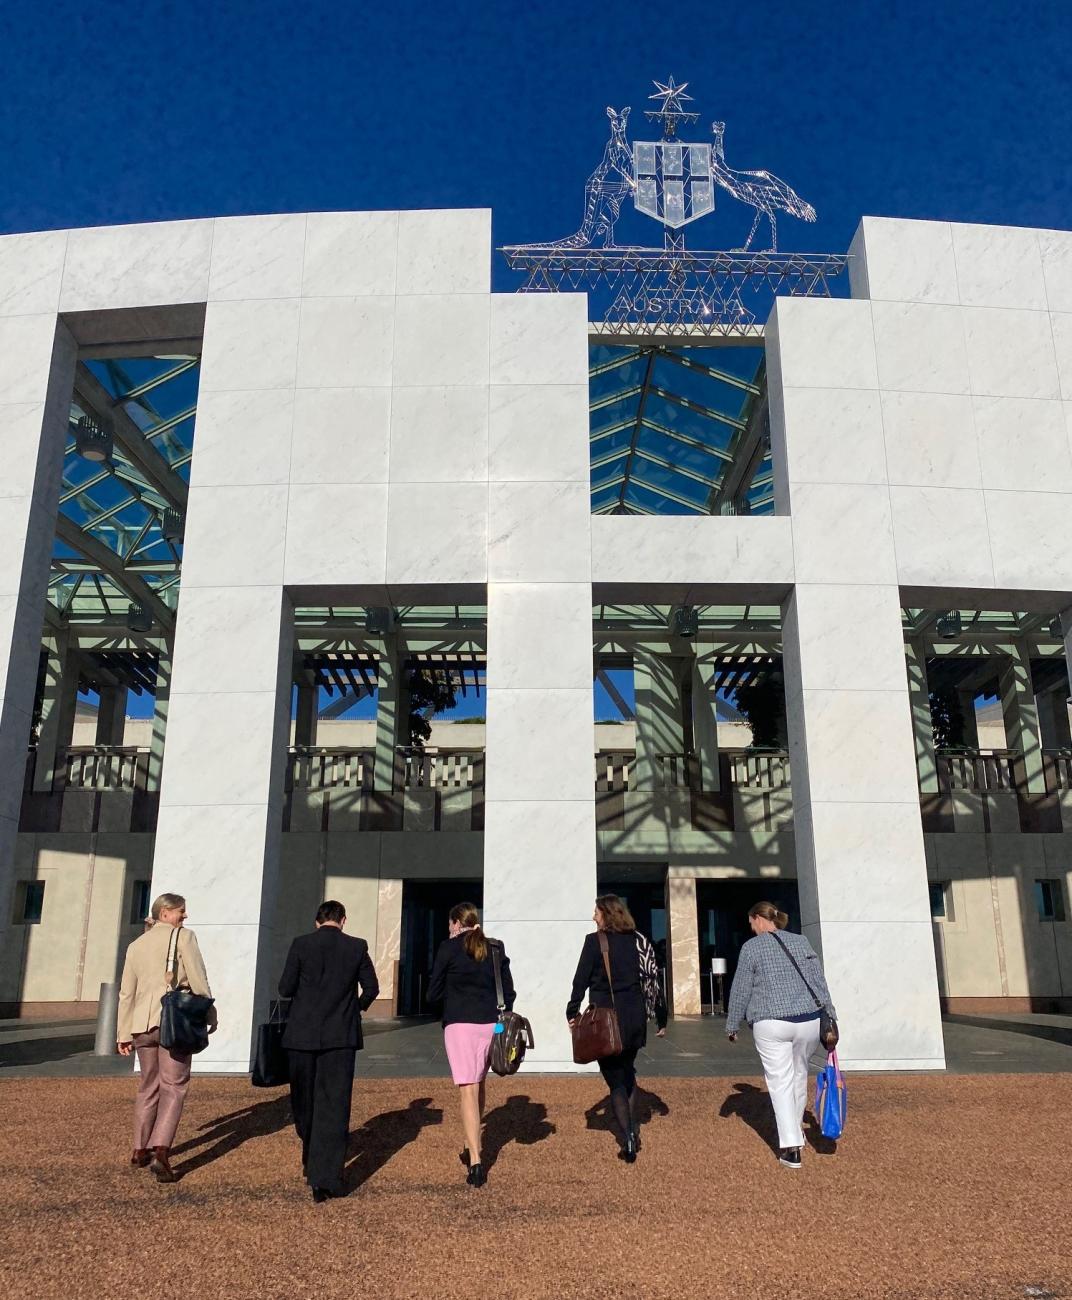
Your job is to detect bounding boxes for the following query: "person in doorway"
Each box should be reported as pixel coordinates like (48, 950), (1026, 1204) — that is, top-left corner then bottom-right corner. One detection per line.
(566, 895), (668, 1163)
(117, 892), (215, 1183)
(427, 901), (514, 1189)
(725, 900), (837, 1170)
(279, 900), (379, 1202)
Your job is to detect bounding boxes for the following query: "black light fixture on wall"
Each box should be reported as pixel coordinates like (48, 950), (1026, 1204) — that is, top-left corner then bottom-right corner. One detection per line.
(935, 610), (962, 639)
(161, 509), (185, 545)
(667, 605), (699, 638)
(126, 603), (152, 633)
(74, 414), (112, 463)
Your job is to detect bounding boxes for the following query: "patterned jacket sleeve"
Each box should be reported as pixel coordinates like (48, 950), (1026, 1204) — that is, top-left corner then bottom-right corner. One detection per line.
(725, 940), (756, 1036)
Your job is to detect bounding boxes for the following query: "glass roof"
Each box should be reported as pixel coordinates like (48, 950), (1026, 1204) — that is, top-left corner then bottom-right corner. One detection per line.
(902, 609), (1065, 640)
(50, 356), (198, 625)
(589, 343), (770, 516)
(594, 603), (782, 632)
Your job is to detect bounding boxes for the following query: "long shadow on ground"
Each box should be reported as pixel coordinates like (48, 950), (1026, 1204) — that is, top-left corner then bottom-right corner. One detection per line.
(719, 1081), (835, 1156)
(482, 1094), (555, 1170)
(344, 1096), (444, 1191)
(0, 1033), (97, 1068)
(585, 1086), (670, 1151)
(171, 1094), (294, 1178)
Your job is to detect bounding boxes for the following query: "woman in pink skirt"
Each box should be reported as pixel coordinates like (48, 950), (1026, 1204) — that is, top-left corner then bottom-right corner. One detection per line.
(427, 901), (514, 1188)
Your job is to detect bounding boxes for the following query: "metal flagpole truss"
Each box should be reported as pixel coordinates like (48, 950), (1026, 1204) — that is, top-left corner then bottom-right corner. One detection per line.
(500, 77), (849, 336)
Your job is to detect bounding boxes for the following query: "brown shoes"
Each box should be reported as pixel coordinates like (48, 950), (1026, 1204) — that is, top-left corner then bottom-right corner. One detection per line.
(130, 1148), (151, 1168)
(149, 1147), (178, 1183)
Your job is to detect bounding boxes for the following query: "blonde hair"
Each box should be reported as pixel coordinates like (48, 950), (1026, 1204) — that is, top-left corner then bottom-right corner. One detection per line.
(449, 901), (488, 962)
(151, 893), (186, 921)
(748, 900), (789, 930)
(595, 894), (636, 934)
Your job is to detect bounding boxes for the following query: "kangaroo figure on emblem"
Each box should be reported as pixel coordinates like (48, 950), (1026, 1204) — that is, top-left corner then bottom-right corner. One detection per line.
(709, 121), (816, 253)
(544, 107), (634, 249)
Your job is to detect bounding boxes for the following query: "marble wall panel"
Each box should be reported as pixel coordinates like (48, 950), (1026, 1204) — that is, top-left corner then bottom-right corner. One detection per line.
(806, 802), (929, 925)
(769, 297), (878, 390)
(488, 385), (589, 482)
(791, 584), (908, 692)
(290, 388), (391, 484)
(972, 395), (1072, 492)
(189, 388), (295, 488)
(484, 688), (595, 803)
(0, 230), (67, 316)
(851, 217), (959, 305)
(962, 307), (1060, 399)
(60, 219), (213, 312)
(488, 482), (591, 583)
(208, 214), (306, 301)
(303, 212), (399, 297)
(1048, 313), (1072, 400)
(1039, 231), (1072, 313)
(0, 314), (66, 405)
(385, 482), (488, 585)
(590, 515), (794, 591)
(985, 490), (1072, 590)
(393, 295), (491, 387)
(284, 483), (389, 585)
(296, 296), (395, 389)
(389, 385), (489, 483)
(795, 689), (921, 805)
(789, 484), (896, 586)
(888, 485), (996, 589)
(667, 876), (701, 1016)
(490, 293), (589, 386)
(951, 222), (1047, 310)
(158, 693), (284, 809)
(170, 588), (289, 697)
(179, 484), (289, 588)
(778, 387), (887, 485)
(199, 298), (301, 392)
(395, 209), (491, 295)
(486, 583), (593, 690)
(183, 922), (266, 1069)
(880, 391), (981, 489)
(871, 300), (970, 394)
(482, 799), (595, 921)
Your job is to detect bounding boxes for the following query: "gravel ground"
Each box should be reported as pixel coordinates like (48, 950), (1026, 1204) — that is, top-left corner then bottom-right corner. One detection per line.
(1, 1073), (1068, 1300)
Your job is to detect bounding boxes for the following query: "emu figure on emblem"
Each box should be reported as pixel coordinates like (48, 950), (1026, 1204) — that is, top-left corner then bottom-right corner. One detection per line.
(709, 121), (817, 253)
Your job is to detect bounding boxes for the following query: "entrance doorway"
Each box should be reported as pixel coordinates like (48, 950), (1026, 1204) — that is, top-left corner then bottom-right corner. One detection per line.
(695, 880), (801, 1010)
(599, 880), (667, 966)
(398, 880), (483, 1017)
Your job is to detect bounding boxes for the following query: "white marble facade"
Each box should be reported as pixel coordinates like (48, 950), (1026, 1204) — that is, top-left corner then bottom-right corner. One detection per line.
(2, 211), (1072, 1071)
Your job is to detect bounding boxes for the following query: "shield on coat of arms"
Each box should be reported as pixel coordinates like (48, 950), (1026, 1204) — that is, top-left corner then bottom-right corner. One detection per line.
(633, 140), (715, 229)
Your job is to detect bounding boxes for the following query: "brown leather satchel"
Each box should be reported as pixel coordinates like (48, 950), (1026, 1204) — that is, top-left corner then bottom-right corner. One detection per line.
(571, 931), (623, 1064)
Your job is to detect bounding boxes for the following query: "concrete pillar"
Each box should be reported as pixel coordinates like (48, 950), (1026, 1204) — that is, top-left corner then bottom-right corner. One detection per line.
(692, 657), (721, 792)
(1036, 684), (1072, 752)
(633, 648), (684, 790)
(371, 877), (402, 1015)
(373, 637), (405, 791)
(905, 638), (938, 793)
(294, 679), (317, 748)
(666, 874), (701, 1015)
(957, 687), (980, 750)
(34, 629), (80, 790)
(1001, 640), (1046, 793)
(145, 646), (171, 793)
(95, 685), (126, 746)
(0, 316), (78, 979)
(768, 295), (944, 1071)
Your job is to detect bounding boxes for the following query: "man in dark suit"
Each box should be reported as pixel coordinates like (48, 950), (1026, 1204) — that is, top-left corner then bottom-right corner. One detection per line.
(279, 900), (379, 1201)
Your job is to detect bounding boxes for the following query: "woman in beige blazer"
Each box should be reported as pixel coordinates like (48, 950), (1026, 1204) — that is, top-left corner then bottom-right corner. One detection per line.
(117, 892), (215, 1182)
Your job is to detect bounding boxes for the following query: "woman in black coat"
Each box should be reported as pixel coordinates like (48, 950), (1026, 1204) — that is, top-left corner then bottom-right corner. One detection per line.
(566, 894), (667, 1163)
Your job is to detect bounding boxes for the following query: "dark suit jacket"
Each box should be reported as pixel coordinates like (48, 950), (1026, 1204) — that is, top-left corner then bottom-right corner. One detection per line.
(427, 935), (515, 1026)
(278, 926), (379, 1051)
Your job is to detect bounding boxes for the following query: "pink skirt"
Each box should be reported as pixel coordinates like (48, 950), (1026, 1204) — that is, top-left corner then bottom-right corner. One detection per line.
(443, 1021), (496, 1085)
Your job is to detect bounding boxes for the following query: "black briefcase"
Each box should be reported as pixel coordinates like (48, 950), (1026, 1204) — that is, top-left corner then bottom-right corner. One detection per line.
(252, 1003), (289, 1087)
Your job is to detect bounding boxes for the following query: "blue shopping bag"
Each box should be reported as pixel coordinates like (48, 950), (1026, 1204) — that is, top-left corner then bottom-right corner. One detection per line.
(814, 1050), (846, 1139)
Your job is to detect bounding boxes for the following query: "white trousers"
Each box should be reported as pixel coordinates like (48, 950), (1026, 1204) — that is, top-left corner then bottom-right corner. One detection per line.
(751, 1017), (821, 1150)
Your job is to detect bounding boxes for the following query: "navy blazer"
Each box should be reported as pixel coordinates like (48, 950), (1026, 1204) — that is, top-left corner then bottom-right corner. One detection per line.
(427, 935), (515, 1026)
(279, 926), (379, 1051)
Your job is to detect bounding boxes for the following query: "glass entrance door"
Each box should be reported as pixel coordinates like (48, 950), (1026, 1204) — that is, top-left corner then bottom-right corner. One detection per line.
(398, 880), (484, 1017)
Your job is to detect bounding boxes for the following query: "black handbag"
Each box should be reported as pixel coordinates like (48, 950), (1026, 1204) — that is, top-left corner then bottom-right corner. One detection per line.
(571, 931), (623, 1064)
(159, 928), (215, 1055)
(252, 1001), (290, 1088)
(488, 943), (534, 1076)
(771, 932), (839, 1049)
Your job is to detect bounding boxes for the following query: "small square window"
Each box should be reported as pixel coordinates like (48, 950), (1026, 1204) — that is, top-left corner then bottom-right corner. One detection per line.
(929, 881), (953, 922)
(14, 880), (45, 925)
(1035, 879), (1067, 923)
(129, 879), (152, 926)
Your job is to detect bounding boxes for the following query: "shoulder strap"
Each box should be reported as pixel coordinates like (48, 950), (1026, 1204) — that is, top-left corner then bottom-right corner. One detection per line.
(490, 941), (506, 1012)
(164, 926), (179, 988)
(770, 932), (821, 1008)
(597, 931), (616, 1010)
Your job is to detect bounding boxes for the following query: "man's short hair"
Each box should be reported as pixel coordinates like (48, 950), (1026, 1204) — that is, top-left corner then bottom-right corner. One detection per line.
(316, 900), (346, 925)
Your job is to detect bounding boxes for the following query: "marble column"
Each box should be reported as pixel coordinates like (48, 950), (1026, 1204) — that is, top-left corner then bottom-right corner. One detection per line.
(95, 685), (126, 746)
(372, 877), (402, 1015)
(768, 296), (945, 1071)
(0, 314), (77, 970)
(666, 874), (701, 1015)
(482, 292), (594, 1070)
(904, 638), (938, 794)
(1000, 640), (1045, 793)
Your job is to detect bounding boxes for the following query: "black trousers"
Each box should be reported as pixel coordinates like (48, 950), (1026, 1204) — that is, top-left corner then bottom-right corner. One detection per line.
(287, 1046), (356, 1193)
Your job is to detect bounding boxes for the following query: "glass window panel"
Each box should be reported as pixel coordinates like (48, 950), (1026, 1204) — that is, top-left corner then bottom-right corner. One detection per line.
(632, 455), (709, 506)
(661, 145), (683, 176)
(634, 142), (656, 176)
(634, 426), (722, 481)
(664, 180), (685, 225)
(689, 145), (711, 179)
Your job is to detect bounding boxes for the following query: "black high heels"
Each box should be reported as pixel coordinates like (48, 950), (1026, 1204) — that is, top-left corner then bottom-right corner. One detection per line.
(466, 1162), (488, 1188)
(621, 1130), (638, 1163)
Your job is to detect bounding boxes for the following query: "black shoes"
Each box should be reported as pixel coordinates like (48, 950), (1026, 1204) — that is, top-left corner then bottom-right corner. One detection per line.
(778, 1147), (802, 1170)
(466, 1162), (487, 1188)
(620, 1128), (638, 1164)
(312, 1186), (341, 1203)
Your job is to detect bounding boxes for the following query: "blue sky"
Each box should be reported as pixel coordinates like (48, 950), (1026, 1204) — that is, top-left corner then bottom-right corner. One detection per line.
(2, 0), (1069, 271)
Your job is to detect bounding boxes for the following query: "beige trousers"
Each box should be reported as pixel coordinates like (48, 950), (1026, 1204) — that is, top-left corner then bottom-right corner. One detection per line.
(132, 1027), (192, 1149)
